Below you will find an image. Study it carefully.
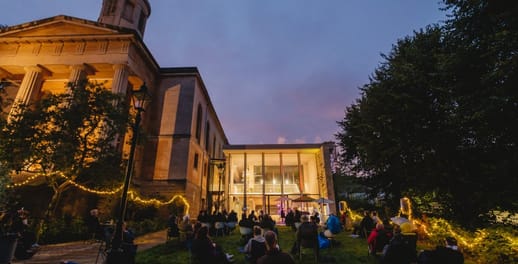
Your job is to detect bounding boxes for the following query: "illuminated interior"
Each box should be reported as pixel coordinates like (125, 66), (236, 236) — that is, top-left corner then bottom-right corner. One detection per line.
(221, 146), (328, 217)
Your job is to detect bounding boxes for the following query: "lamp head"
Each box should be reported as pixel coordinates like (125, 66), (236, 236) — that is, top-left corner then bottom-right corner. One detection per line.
(132, 83), (151, 111)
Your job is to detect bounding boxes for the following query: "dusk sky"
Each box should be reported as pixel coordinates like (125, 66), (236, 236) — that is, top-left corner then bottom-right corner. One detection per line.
(2, 0), (448, 145)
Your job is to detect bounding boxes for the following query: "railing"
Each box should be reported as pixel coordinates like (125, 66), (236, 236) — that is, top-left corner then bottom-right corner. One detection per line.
(230, 183), (300, 194)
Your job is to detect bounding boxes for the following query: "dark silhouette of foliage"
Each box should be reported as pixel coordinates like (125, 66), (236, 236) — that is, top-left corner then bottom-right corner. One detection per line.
(336, 0), (518, 227)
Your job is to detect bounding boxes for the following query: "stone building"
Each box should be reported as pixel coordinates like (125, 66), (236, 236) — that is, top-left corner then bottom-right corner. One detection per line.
(0, 0), (336, 218)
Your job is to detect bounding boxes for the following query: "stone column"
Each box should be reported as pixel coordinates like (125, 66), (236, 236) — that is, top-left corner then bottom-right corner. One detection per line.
(68, 64), (89, 83)
(111, 64), (129, 95)
(13, 65), (46, 105)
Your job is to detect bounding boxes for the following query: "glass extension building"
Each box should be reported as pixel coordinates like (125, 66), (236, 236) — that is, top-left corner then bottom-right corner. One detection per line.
(208, 143), (337, 219)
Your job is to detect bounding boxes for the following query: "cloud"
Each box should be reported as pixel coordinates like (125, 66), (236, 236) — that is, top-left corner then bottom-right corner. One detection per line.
(276, 136), (287, 144)
(294, 138), (306, 144)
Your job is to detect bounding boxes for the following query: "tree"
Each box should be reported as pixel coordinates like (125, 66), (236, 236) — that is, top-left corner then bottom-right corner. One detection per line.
(336, 0), (518, 226)
(0, 79), (130, 220)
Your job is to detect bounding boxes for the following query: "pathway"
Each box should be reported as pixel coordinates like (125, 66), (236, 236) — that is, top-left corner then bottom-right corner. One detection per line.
(11, 229), (167, 264)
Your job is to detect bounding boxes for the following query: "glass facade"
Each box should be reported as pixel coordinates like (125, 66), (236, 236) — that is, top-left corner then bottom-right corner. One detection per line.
(222, 144), (335, 219)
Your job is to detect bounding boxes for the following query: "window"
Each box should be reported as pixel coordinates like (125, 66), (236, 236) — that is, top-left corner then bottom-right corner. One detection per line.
(194, 153), (199, 170)
(123, 0), (135, 21)
(205, 121), (211, 152)
(195, 104), (202, 143)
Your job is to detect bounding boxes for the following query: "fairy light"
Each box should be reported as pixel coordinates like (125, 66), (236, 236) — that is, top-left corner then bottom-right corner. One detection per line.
(6, 174), (43, 188)
(7, 171), (190, 213)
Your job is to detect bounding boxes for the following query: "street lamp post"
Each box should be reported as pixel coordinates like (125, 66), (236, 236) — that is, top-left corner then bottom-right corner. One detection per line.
(216, 162), (225, 211)
(107, 83), (150, 263)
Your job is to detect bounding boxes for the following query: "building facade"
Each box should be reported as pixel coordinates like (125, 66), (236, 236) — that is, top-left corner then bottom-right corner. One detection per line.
(0, 0), (335, 218)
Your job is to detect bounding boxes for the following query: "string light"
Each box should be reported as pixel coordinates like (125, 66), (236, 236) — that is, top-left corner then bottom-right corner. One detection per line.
(7, 171), (190, 214)
(6, 174), (43, 188)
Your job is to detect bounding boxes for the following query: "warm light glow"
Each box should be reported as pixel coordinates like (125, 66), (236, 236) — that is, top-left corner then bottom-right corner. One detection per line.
(8, 171), (190, 215)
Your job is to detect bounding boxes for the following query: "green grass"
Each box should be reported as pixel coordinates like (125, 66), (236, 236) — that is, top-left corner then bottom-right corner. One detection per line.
(136, 226), (377, 264)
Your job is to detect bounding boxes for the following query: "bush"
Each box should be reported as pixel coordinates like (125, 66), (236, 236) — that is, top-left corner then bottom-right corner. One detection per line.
(38, 217), (87, 244)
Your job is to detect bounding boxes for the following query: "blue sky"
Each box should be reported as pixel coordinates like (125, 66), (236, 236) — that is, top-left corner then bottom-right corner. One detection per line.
(2, 0), (448, 144)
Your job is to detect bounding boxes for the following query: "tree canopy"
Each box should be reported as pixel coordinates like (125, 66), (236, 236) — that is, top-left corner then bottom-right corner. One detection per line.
(0, 79), (130, 217)
(336, 0), (518, 226)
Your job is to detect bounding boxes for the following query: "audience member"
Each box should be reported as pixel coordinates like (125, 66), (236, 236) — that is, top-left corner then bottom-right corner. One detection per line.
(324, 213), (342, 237)
(244, 225), (267, 263)
(191, 226), (234, 263)
(227, 210), (238, 223)
(367, 223), (391, 255)
(280, 209), (286, 223)
(257, 231), (295, 264)
(285, 209), (295, 230)
(248, 210), (258, 223)
(418, 236), (464, 264)
(381, 225), (416, 264)
(167, 214), (180, 238)
(359, 210), (375, 238)
(292, 214), (319, 259)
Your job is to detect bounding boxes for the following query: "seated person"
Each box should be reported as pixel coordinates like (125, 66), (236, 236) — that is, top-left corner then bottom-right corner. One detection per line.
(324, 213), (342, 237)
(367, 223), (391, 255)
(359, 210), (375, 238)
(293, 214), (319, 257)
(239, 213), (254, 229)
(227, 210), (238, 223)
(381, 225), (416, 264)
(257, 231), (295, 264)
(167, 214), (180, 238)
(244, 226), (266, 263)
(418, 237), (464, 264)
(191, 226), (233, 263)
(120, 222), (137, 264)
(259, 214), (277, 234)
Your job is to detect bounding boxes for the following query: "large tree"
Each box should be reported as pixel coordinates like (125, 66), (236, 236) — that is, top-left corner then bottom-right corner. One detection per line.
(336, 0), (518, 226)
(0, 80), (130, 219)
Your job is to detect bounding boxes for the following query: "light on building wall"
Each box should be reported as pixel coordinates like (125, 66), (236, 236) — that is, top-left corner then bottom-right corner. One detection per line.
(285, 179), (289, 184)
(273, 179), (276, 185)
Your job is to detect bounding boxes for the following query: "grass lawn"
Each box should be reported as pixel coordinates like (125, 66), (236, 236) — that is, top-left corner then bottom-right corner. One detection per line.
(136, 226), (378, 264)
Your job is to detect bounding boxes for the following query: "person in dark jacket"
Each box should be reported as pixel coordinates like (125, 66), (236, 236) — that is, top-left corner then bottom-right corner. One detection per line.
(191, 226), (233, 263)
(381, 225), (416, 264)
(257, 231), (295, 264)
(418, 236), (464, 264)
(294, 214), (319, 258)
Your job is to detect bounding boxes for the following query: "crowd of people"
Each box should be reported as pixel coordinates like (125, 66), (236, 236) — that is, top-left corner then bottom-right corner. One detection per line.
(350, 210), (464, 264)
(163, 207), (348, 263)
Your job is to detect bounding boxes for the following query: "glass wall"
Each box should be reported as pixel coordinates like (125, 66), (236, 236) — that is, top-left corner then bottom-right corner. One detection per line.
(225, 148), (326, 218)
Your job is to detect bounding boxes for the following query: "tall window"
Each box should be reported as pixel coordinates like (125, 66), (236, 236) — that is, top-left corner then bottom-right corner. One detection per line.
(205, 121), (211, 152)
(194, 153), (199, 170)
(195, 104), (202, 143)
(123, 1), (135, 21)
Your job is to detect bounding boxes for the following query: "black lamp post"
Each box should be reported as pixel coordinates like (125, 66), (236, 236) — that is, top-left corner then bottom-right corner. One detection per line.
(216, 162), (225, 211)
(107, 83), (150, 263)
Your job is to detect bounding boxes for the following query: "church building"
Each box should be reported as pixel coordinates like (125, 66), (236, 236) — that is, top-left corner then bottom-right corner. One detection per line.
(0, 0), (336, 218)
